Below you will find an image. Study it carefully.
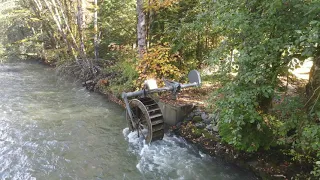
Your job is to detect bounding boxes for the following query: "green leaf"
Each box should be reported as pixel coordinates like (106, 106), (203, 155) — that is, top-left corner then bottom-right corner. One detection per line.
(253, 78), (257, 84)
(310, 20), (319, 25)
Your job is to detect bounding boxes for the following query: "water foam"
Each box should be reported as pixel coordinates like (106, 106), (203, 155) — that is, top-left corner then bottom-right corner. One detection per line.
(123, 128), (257, 180)
(123, 128), (212, 179)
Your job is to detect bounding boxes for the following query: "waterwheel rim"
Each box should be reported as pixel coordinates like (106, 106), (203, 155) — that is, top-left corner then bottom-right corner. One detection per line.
(126, 97), (164, 143)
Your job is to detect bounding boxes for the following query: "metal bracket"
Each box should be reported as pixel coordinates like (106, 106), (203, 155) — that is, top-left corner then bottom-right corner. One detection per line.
(164, 79), (181, 100)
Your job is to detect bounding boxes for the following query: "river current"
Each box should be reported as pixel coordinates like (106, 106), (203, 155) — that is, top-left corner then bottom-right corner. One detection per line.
(0, 62), (257, 180)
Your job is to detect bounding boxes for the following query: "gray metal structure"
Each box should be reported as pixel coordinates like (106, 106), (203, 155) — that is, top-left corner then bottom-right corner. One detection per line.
(121, 70), (201, 143)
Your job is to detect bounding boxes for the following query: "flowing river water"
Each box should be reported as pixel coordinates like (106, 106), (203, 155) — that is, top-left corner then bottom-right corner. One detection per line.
(0, 62), (257, 180)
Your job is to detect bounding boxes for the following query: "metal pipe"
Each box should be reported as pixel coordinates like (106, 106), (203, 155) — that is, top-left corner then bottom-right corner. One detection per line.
(122, 82), (199, 99)
(181, 82), (198, 88)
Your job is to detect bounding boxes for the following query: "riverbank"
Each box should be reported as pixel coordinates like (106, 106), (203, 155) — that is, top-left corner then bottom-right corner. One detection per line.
(35, 59), (313, 179)
(92, 80), (313, 180)
(174, 122), (312, 180)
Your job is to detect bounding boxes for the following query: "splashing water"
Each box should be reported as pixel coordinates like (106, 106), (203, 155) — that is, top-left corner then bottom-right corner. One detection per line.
(123, 128), (257, 180)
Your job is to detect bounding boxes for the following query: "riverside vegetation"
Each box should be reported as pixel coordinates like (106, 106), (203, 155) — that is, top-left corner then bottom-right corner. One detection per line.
(0, 0), (319, 179)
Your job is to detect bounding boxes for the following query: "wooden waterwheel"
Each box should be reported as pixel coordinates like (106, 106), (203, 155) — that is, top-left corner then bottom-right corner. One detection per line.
(126, 97), (164, 143)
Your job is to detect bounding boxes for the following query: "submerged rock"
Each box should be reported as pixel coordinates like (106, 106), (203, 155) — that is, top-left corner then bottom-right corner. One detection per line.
(82, 80), (96, 91)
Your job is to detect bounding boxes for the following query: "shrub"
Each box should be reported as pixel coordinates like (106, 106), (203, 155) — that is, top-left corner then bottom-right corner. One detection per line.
(136, 43), (187, 86)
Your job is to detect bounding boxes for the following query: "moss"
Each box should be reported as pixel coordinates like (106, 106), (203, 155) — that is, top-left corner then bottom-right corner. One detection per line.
(191, 116), (203, 123)
(191, 127), (204, 138)
(189, 126), (219, 141)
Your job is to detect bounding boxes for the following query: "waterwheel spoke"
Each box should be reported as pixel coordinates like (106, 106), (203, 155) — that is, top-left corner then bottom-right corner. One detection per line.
(128, 97), (164, 143)
(137, 122), (145, 139)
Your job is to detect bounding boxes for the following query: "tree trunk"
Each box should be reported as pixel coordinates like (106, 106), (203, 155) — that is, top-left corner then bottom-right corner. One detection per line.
(29, 0), (57, 48)
(77, 0), (86, 58)
(43, 0), (79, 62)
(55, 0), (79, 51)
(94, 0), (99, 61)
(43, 0), (72, 52)
(137, 0), (146, 59)
(306, 55), (320, 111)
(76, 0), (94, 76)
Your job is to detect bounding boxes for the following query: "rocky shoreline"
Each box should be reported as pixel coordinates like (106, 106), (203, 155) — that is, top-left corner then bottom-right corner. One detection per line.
(170, 108), (310, 180)
(94, 85), (311, 179)
(173, 120), (306, 180)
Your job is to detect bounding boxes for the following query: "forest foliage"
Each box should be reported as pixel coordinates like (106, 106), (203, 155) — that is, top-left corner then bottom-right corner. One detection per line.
(1, 0), (320, 177)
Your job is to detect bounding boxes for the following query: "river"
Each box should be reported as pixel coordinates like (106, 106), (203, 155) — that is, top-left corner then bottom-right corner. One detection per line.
(0, 62), (257, 180)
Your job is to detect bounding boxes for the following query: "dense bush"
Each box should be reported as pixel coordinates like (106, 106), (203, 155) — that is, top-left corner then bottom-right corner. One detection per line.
(136, 44), (187, 86)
